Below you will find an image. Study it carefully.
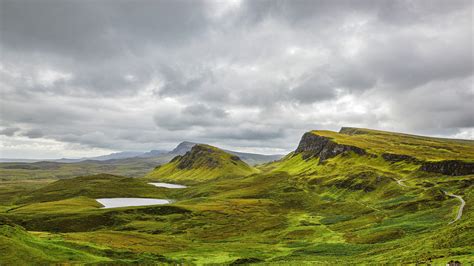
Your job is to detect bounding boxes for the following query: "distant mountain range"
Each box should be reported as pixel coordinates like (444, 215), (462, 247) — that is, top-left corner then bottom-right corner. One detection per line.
(0, 141), (283, 166)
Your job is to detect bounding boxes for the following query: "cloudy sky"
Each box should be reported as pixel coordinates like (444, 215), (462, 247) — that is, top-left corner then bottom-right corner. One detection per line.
(0, 0), (473, 159)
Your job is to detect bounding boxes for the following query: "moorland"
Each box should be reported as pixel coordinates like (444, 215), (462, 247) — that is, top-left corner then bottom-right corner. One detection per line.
(0, 127), (473, 264)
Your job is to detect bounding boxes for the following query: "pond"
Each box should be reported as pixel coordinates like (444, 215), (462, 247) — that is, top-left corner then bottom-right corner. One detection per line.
(148, 182), (187, 188)
(96, 198), (171, 209)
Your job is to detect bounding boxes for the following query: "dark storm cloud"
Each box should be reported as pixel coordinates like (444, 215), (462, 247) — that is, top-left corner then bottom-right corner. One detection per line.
(22, 129), (44, 139)
(154, 104), (229, 131)
(0, 127), (20, 137)
(0, 0), (210, 59)
(0, 0), (472, 158)
(205, 126), (286, 141)
(289, 75), (337, 103)
(241, 0), (471, 26)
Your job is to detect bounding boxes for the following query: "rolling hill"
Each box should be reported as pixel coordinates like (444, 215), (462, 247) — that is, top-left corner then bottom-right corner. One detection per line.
(0, 127), (473, 264)
(145, 144), (258, 183)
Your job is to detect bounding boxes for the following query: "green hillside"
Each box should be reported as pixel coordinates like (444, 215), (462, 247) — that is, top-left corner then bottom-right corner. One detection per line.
(0, 128), (473, 264)
(322, 127), (474, 161)
(145, 144), (258, 183)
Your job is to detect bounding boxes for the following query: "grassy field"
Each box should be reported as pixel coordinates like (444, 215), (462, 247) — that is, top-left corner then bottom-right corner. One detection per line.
(0, 128), (473, 264)
(0, 155), (175, 181)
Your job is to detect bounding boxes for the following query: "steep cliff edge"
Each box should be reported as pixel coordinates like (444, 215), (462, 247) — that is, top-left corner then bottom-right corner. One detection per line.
(293, 128), (474, 176)
(294, 131), (366, 163)
(420, 160), (474, 176)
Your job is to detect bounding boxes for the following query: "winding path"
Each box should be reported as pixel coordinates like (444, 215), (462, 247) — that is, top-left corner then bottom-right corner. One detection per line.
(444, 191), (466, 224)
(392, 178), (465, 225)
(393, 178), (408, 188)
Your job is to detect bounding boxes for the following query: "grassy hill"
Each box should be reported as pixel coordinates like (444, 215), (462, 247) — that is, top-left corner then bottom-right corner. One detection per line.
(326, 127), (474, 161)
(145, 144), (258, 183)
(0, 128), (473, 264)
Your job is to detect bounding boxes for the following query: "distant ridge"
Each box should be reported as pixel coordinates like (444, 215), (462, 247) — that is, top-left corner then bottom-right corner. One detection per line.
(169, 141), (198, 155)
(167, 141), (283, 165)
(0, 141), (282, 167)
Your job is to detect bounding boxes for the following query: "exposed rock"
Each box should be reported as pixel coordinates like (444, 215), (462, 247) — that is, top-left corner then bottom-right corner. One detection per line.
(230, 258), (264, 265)
(382, 153), (420, 164)
(294, 132), (366, 163)
(294, 132), (330, 160)
(175, 145), (228, 170)
(176, 145), (215, 170)
(422, 188), (447, 201)
(328, 171), (389, 192)
(169, 155), (182, 163)
(319, 141), (366, 162)
(420, 160), (474, 176)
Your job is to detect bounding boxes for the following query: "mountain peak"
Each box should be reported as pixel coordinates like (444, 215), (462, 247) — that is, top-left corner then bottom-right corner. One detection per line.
(173, 144), (241, 170)
(169, 141), (198, 155)
(146, 144), (257, 182)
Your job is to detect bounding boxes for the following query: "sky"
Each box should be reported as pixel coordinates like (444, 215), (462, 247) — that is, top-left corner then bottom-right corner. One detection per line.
(0, 0), (473, 159)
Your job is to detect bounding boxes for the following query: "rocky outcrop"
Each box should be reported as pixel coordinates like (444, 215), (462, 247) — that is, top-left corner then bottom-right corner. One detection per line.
(382, 153), (420, 164)
(294, 132), (366, 163)
(176, 145), (219, 170)
(420, 160), (474, 176)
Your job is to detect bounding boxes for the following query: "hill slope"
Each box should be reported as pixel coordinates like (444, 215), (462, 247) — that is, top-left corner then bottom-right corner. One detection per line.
(169, 141), (283, 165)
(1, 127), (473, 264)
(145, 144), (258, 182)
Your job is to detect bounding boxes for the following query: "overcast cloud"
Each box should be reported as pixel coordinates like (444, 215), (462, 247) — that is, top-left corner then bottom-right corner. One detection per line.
(0, 0), (473, 159)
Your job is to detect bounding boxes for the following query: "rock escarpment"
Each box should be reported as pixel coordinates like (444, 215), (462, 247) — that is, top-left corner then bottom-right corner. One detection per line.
(294, 132), (366, 163)
(420, 160), (474, 176)
(382, 153), (420, 164)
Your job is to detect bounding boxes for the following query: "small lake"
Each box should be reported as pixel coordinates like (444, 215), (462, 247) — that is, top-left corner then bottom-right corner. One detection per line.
(148, 182), (187, 189)
(96, 198), (171, 209)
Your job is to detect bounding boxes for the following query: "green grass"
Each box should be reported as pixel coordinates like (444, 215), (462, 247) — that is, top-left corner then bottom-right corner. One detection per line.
(0, 128), (473, 264)
(17, 173), (173, 204)
(145, 144), (258, 183)
(317, 127), (474, 161)
(0, 155), (175, 181)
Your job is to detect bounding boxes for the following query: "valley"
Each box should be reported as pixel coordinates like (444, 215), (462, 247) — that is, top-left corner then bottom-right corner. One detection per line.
(0, 128), (473, 264)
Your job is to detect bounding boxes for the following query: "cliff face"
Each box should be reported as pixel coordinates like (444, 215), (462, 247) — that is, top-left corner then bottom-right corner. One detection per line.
(420, 160), (474, 176)
(295, 129), (474, 176)
(382, 153), (420, 163)
(294, 132), (366, 163)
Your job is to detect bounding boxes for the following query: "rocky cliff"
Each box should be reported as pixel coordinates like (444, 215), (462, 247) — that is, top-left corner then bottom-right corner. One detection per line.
(382, 153), (420, 163)
(420, 160), (474, 176)
(294, 131), (366, 163)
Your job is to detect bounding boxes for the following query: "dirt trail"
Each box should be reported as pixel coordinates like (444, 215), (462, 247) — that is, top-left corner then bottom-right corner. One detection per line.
(392, 178), (465, 224)
(444, 191), (466, 224)
(394, 178), (408, 187)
